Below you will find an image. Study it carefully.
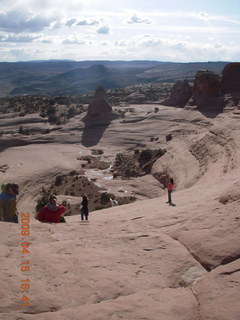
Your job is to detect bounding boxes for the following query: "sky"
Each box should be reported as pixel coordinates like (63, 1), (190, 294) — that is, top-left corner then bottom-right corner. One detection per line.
(0, 0), (239, 62)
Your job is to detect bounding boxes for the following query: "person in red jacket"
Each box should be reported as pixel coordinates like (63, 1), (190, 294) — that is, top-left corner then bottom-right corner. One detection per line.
(37, 194), (66, 223)
(167, 178), (174, 205)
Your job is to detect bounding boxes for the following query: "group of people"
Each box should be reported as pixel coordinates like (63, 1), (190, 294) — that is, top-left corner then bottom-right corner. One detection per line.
(36, 193), (89, 223)
(0, 183), (89, 224)
(0, 178), (174, 224)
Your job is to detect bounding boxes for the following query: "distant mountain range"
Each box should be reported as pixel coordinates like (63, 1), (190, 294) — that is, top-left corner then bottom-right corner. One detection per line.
(0, 60), (229, 96)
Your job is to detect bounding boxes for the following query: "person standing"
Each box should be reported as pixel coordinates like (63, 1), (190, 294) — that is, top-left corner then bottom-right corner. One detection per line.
(36, 194), (66, 223)
(80, 194), (89, 221)
(167, 178), (174, 205)
(0, 183), (19, 223)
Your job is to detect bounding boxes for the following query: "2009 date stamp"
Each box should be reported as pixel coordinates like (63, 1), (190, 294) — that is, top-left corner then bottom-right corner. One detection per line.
(20, 212), (31, 307)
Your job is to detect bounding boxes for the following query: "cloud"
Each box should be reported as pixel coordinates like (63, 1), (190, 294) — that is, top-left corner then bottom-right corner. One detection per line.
(0, 9), (58, 33)
(62, 33), (87, 45)
(128, 14), (151, 24)
(39, 39), (53, 43)
(0, 3), (239, 62)
(62, 39), (86, 45)
(0, 33), (39, 42)
(198, 11), (209, 21)
(76, 19), (99, 26)
(66, 19), (77, 27)
(110, 33), (237, 62)
(97, 25), (110, 34)
(4, 48), (33, 61)
(114, 40), (127, 47)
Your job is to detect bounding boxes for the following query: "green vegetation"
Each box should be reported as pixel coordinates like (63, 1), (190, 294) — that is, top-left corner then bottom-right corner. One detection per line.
(114, 148), (166, 178)
(36, 192), (49, 212)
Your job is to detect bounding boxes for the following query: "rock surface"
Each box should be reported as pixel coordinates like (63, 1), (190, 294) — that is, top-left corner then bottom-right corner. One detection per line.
(0, 102), (240, 319)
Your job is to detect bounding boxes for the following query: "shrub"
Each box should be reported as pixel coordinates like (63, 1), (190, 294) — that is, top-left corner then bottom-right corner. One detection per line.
(35, 193), (49, 212)
(138, 149), (153, 165)
(100, 192), (111, 204)
(46, 105), (56, 115)
(69, 170), (78, 176)
(67, 107), (77, 119)
(19, 126), (24, 134)
(55, 175), (63, 186)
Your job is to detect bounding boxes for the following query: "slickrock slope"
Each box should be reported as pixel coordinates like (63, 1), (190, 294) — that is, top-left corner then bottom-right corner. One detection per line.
(0, 103), (240, 319)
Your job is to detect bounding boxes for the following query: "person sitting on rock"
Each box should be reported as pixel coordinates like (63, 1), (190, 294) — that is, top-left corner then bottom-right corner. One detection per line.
(37, 194), (66, 223)
(0, 183), (19, 223)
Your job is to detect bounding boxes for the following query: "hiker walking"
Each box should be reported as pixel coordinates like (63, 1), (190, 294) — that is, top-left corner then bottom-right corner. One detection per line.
(0, 183), (19, 223)
(80, 194), (89, 221)
(36, 194), (66, 223)
(167, 178), (174, 205)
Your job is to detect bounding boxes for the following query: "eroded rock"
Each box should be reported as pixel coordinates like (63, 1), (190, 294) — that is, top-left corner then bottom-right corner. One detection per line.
(221, 62), (240, 94)
(161, 80), (192, 107)
(189, 70), (220, 108)
(87, 85), (112, 117)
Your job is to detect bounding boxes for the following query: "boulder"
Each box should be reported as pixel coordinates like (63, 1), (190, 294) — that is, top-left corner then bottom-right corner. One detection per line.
(161, 80), (192, 107)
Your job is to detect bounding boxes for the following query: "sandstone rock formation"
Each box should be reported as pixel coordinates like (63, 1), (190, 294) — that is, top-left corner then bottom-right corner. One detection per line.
(162, 62), (240, 111)
(161, 80), (192, 107)
(188, 70), (220, 108)
(221, 62), (240, 94)
(87, 85), (112, 117)
(221, 62), (240, 109)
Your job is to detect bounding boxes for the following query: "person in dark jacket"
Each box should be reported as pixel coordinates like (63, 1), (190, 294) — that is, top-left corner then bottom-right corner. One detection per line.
(0, 183), (19, 223)
(80, 194), (89, 221)
(37, 194), (66, 223)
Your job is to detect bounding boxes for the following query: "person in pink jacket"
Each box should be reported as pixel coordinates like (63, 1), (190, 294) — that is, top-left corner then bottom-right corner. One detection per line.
(37, 194), (66, 223)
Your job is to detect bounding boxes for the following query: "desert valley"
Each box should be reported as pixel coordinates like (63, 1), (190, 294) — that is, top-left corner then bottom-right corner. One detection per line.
(0, 61), (240, 320)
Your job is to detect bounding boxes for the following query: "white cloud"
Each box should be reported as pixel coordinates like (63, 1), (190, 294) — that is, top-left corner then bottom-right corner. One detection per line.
(66, 19), (77, 27)
(0, 9), (59, 33)
(39, 39), (53, 43)
(0, 33), (39, 42)
(198, 11), (209, 21)
(109, 33), (240, 62)
(97, 25), (110, 34)
(114, 40), (127, 47)
(76, 19), (99, 26)
(62, 38), (86, 45)
(127, 14), (151, 24)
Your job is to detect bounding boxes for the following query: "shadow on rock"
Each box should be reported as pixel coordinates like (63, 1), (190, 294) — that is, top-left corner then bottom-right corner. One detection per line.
(82, 112), (119, 147)
(169, 202), (176, 207)
(197, 94), (238, 118)
(0, 138), (29, 152)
